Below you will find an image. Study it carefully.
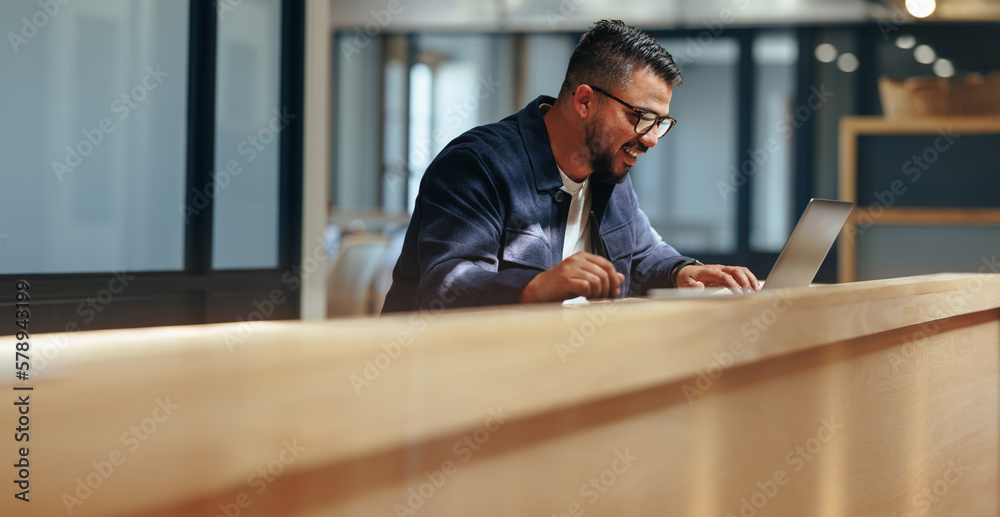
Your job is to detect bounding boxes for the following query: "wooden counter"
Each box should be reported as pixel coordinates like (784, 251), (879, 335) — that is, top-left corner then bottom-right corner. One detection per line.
(2, 273), (998, 516)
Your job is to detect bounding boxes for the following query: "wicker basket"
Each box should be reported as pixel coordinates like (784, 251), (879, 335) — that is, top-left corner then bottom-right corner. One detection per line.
(878, 72), (1000, 118)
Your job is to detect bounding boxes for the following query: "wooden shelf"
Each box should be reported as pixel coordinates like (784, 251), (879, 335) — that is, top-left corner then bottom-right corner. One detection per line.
(850, 207), (1000, 225)
(838, 116), (1000, 282)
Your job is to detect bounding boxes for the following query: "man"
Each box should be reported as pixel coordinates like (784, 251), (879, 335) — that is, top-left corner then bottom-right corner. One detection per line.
(382, 20), (758, 314)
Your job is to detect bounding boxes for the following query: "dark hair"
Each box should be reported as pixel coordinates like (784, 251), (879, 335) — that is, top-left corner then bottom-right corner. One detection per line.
(558, 19), (683, 100)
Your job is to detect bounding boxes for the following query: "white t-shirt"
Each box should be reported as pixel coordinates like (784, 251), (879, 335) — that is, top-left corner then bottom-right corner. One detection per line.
(558, 166), (591, 260)
(539, 102), (592, 260)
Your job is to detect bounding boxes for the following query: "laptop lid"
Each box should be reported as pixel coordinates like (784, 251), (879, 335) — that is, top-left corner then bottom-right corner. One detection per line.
(761, 198), (854, 290)
(647, 198), (853, 299)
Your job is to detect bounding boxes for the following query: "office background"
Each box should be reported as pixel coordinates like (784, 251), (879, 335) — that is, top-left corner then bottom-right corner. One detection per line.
(1, 0), (998, 333)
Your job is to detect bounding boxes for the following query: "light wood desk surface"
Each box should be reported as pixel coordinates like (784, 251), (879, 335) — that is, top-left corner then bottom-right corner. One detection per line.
(2, 273), (998, 516)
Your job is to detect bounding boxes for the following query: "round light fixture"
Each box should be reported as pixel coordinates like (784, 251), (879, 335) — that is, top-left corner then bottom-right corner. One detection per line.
(895, 35), (916, 49)
(933, 58), (955, 78)
(905, 0), (936, 18)
(814, 43), (838, 63)
(837, 53), (859, 73)
(914, 44), (936, 64)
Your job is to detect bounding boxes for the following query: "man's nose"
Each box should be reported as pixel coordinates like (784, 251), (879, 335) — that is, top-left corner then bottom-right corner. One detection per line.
(639, 128), (658, 149)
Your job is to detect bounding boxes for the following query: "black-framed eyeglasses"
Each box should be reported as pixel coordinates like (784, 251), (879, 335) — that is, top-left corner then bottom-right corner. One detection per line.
(591, 85), (676, 138)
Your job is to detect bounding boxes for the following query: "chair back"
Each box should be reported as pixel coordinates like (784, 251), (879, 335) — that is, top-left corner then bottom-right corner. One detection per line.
(326, 234), (390, 317)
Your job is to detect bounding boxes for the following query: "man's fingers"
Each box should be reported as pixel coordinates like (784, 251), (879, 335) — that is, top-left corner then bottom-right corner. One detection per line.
(524, 252), (624, 303)
(574, 252), (620, 298)
(585, 253), (622, 296)
(720, 273), (743, 294)
(682, 264), (761, 294)
(575, 268), (607, 298)
(675, 267), (698, 288)
(728, 267), (760, 292)
(566, 278), (595, 299)
(728, 268), (752, 292)
(592, 263), (611, 297)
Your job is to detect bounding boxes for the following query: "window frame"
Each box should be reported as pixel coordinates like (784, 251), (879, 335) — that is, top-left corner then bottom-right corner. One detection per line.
(0, 0), (305, 335)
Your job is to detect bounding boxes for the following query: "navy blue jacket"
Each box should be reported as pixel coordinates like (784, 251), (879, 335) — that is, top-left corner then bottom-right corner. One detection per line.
(382, 95), (691, 313)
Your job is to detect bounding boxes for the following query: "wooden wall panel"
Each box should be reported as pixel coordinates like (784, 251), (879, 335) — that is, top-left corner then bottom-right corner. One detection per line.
(1, 274), (997, 516)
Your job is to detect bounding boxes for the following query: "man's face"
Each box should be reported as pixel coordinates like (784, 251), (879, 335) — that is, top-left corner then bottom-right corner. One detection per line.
(584, 68), (673, 185)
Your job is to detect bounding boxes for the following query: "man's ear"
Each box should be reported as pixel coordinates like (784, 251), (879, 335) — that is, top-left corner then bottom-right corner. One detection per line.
(572, 85), (595, 119)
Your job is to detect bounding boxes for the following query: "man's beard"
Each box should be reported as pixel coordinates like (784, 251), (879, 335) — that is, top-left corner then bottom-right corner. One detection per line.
(584, 117), (644, 185)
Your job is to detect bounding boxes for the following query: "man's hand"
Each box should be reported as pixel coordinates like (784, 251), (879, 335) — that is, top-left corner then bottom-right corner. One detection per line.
(518, 251), (625, 303)
(676, 264), (760, 293)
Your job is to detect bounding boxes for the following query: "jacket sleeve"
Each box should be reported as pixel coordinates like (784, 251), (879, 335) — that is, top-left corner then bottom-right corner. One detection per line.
(627, 190), (692, 296)
(412, 146), (541, 309)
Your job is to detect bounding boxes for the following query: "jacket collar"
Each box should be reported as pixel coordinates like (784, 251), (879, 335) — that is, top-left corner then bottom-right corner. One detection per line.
(517, 95), (616, 226)
(517, 95), (563, 194)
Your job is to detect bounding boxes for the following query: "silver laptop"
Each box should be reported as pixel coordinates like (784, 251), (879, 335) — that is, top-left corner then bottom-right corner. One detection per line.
(650, 198), (854, 297)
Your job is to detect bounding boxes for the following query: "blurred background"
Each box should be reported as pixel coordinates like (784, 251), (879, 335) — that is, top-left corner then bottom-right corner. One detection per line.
(1, 0), (999, 331)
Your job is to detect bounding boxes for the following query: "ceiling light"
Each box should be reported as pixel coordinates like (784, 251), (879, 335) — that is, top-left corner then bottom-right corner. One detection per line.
(914, 45), (936, 64)
(905, 0), (936, 18)
(933, 58), (955, 78)
(837, 53), (859, 73)
(814, 43), (837, 63)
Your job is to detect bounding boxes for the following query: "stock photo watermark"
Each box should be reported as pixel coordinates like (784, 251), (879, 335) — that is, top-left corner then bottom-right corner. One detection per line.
(180, 107), (296, 222)
(717, 85), (834, 201)
(13, 380), (32, 502)
(387, 74), (502, 188)
(339, 0), (416, 63)
(214, 439), (307, 517)
(12, 280), (33, 503)
(683, 289), (799, 404)
(876, 2), (917, 42)
(61, 398), (179, 514)
(349, 283), (468, 394)
(51, 65), (169, 182)
(551, 448), (638, 517)
(853, 128), (960, 236)
(224, 237), (327, 351)
(544, 0), (588, 29)
(213, 0), (262, 21)
(885, 318), (945, 374)
(899, 460), (971, 516)
(552, 302), (619, 362)
(886, 252), (996, 373)
(29, 269), (135, 375)
(76, 270), (136, 324)
(392, 407), (510, 515)
(725, 416), (843, 517)
(7, 0), (74, 54)
(673, 0), (751, 66)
